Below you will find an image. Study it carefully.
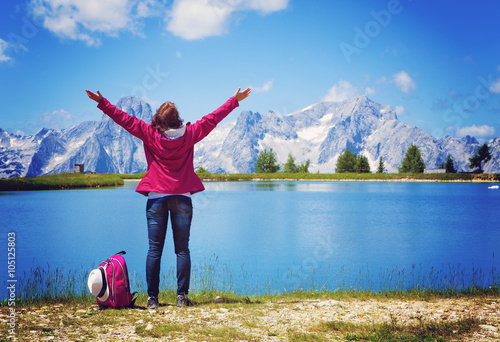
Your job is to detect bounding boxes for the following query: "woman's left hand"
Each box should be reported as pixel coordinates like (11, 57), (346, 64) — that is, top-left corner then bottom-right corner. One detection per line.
(85, 89), (103, 103)
(233, 88), (251, 102)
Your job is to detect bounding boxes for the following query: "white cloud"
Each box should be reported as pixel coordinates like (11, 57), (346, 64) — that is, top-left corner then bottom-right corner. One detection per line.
(166, 0), (233, 40)
(395, 105), (406, 116)
(456, 124), (495, 138)
(392, 70), (416, 94)
(322, 80), (359, 102)
(252, 80), (273, 93)
(28, 0), (289, 43)
(365, 87), (375, 95)
(136, 0), (160, 17)
(489, 78), (500, 93)
(39, 109), (78, 130)
(0, 38), (12, 62)
(245, 0), (290, 14)
(28, 0), (162, 45)
(166, 0), (289, 40)
(322, 80), (380, 102)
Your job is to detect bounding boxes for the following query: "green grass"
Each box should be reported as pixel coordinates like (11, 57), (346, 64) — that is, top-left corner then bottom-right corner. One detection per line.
(196, 171), (500, 182)
(3, 254), (499, 308)
(0, 172), (124, 191)
(1, 171), (497, 192)
(116, 171), (146, 179)
(314, 316), (483, 342)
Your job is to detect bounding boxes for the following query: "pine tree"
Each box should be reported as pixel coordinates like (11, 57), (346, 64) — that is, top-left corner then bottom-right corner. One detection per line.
(377, 157), (385, 173)
(255, 148), (280, 173)
(335, 148), (357, 173)
(297, 159), (310, 173)
(399, 145), (425, 173)
(445, 154), (457, 173)
(282, 153), (297, 173)
(356, 154), (371, 173)
(195, 166), (209, 175)
(469, 143), (491, 173)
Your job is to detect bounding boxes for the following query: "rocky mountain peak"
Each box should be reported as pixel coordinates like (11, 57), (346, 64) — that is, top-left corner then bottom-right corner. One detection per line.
(461, 135), (479, 145)
(116, 95), (153, 122)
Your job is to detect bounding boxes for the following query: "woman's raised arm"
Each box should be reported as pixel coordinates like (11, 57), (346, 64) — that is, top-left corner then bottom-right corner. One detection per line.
(85, 89), (103, 103)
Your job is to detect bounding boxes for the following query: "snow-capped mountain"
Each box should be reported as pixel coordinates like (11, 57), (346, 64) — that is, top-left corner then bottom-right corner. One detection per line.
(195, 96), (486, 173)
(0, 96), (497, 178)
(0, 96), (152, 178)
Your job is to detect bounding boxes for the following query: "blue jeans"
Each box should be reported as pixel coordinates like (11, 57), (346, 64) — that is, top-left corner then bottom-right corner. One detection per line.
(146, 195), (193, 297)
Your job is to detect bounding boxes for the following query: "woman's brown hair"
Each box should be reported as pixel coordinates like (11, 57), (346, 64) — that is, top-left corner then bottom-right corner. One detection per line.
(152, 102), (183, 133)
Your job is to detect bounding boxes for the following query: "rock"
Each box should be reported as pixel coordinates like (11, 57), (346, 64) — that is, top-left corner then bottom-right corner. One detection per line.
(479, 324), (498, 332)
(145, 323), (153, 331)
(214, 296), (224, 303)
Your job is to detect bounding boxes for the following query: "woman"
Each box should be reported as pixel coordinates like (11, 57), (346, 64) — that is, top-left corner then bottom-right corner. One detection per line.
(86, 87), (251, 309)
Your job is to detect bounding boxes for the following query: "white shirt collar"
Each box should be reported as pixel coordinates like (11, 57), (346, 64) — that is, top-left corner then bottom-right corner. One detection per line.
(163, 125), (186, 140)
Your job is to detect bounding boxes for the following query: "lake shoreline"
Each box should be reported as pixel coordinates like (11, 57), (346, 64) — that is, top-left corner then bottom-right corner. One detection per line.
(195, 177), (499, 183)
(1, 173), (498, 191)
(121, 172), (500, 183)
(194, 172), (500, 183)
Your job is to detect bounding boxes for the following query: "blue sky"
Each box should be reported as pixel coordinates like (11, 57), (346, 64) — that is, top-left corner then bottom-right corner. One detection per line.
(1, 0), (500, 142)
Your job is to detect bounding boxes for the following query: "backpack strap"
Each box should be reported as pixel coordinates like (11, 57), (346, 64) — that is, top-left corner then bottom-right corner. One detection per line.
(130, 292), (138, 307)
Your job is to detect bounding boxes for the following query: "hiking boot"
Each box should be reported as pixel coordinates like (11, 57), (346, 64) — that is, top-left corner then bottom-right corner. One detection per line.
(147, 296), (159, 309)
(177, 294), (192, 307)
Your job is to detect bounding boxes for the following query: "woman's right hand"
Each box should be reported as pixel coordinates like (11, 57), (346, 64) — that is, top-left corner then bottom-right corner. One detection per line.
(85, 89), (103, 103)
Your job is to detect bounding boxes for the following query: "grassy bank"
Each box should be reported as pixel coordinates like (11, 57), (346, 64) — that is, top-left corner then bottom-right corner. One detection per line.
(5, 255), (500, 306)
(0, 173), (124, 191)
(1, 171), (498, 192)
(196, 171), (500, 182)
(116, 171), (146, 180)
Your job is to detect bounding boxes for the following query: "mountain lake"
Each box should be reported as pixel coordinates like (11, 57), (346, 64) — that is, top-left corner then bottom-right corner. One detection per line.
(1, 180), (499, 297)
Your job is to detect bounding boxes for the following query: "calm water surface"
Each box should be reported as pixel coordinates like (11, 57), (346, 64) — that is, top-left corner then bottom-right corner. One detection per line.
(1, 181), (499, 294)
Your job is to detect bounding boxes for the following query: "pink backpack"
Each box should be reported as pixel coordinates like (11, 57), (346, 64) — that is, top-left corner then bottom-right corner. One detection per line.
(89, 251), (137, 308)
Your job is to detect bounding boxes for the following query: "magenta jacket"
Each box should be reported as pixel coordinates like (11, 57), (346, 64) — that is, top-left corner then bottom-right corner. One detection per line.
(97, 96), (239, 196)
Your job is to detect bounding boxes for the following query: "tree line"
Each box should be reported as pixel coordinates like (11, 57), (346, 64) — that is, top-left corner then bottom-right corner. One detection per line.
(337, 142), (493, 174)
(254, 149), (311, 173)
(197, 143), (493, 174)
(250, 143), (493, 174)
